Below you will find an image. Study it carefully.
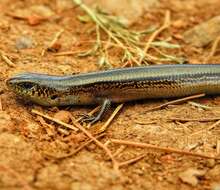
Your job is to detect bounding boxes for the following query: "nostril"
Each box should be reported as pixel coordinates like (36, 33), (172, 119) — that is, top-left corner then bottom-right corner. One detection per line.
(6, 79), (14, 87)
(6, 80), (10, 86)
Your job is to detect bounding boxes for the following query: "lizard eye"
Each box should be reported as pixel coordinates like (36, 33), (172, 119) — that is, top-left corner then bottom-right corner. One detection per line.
(21, 82), (34, 89)
(51, 94), (58, 100)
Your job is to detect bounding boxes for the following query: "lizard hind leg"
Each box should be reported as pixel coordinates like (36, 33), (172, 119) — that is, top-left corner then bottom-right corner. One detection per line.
(81, 99), (111, 125)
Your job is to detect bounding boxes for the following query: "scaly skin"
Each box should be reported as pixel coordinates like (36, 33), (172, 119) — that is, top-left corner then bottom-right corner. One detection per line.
(6, 64), (220, 123)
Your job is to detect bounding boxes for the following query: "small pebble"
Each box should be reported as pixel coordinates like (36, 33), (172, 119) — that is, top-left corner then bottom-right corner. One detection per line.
(205, 159), (216, 168)
(15, 36), (34, 50)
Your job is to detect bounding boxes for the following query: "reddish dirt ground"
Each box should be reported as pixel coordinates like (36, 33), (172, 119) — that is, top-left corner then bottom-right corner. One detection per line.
(0, 0), (220, 190)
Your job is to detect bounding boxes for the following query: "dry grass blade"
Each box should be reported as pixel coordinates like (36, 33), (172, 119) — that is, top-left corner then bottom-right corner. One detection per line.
(41, 29), (64, 56)
(113, 145), (126, 157)
(65, 133), (106, 157)
(139, 10), (170, 64)
(110, 139), (220, 160)
(0, 98), (3, 111)
(217, 140), (220, 155)
(0, 50), (16, 67)
(54, 51), (81, 56)
(191, 119), (220, 136)
(48, 29), (64, 49)
(168, 117), (220, 122)
(188, 101), (212, 110)
(99, 103), (123, 132)
(119, 153), (146, 168)
(144, 93), (205, 112)
(72, 0), (183, 66)
(204, 122), (219, 131)
(204, 35), (220, 62)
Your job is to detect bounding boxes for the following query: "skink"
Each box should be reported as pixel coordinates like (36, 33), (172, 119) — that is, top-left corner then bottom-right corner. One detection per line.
(6, 64), (220, 123)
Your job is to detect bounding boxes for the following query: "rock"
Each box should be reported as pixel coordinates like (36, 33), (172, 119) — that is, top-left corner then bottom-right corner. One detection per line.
(83, 0), (158, 25)
(184, 16), (220, 47)
(205, 159), (216, 168)
(178, 168), (206, 186)
(15, 36), (34, 49)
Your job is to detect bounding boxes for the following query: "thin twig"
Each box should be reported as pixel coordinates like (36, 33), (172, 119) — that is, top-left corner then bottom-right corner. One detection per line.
(37, 116), (55, 136)
(32, 109), (78, 131)
(99, 104), (123, 132)
(134, 120), (156, 125)
(57, 128), (70, 135)
(144, 93), (205, 112)
(48, 29), (64, 49)
(191, 119), (220, 136)
(110, 139), (220, 160)
(188, 142), (204, 151)
(32, 109), (119, 171)
(41, 29), (64, 56)
(6, 12), (48, 26)
(74, 0), (128, 53)
(0, 50), (16, 67)
(54, 39), (183, 63)
(70, 117), (120, 172)
(113, 145), (126, 157)
(204, 36), (220, 62)
(205, 120), (220, 131)
(73, 0), (183, 66)
(54, 51), (81, 56)
(168, 117), (220, 122)
(139, 10), (170, 64)
(0, 97), (3, 111)
(119, 153), (146, 168)
(43, 133), (106, 159)
(0, 164), (33, 190)
(217, 140), (220, 155)
(188, 101), (212, 110)
(67, 133), (106, 157)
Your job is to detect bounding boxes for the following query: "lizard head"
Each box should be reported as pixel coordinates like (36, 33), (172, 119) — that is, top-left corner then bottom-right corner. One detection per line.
(6, 72), (61, 106)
